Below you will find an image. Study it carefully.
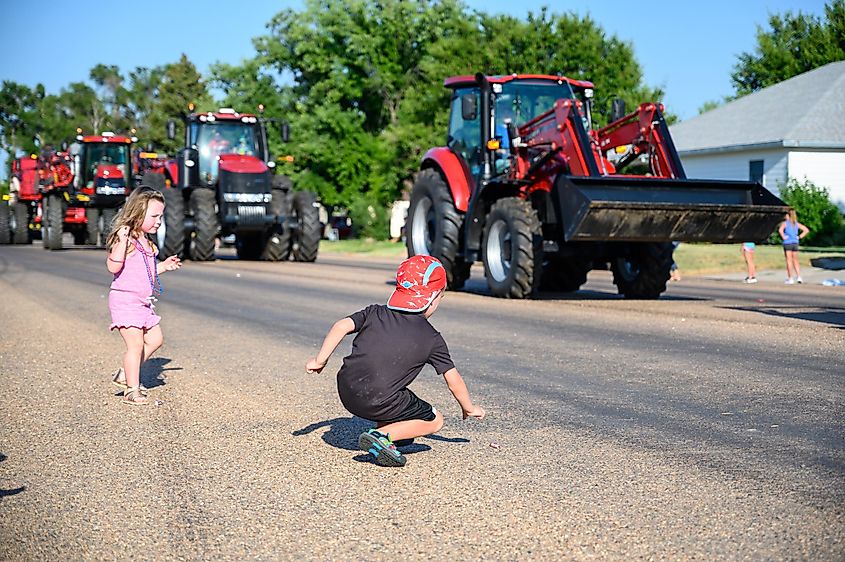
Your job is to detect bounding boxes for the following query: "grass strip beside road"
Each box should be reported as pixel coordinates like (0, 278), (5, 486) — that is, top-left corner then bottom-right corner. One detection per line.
(319, 239), (845, 275)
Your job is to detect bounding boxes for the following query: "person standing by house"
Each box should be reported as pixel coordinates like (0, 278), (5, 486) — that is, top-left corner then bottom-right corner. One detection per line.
(741, 242), (758, 283)
(778, 208), (810, 284)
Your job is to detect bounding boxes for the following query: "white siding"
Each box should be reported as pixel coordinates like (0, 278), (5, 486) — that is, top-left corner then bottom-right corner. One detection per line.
(678, 148), (788, 189)
(787, 150), (845, 209)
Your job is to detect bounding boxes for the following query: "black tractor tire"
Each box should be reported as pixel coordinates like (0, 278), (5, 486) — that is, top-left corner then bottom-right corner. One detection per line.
(44, 193), (65, 251)
(73, 228), (87, 246)
(0, 200), (10, 244)
(611, 242), (674, 299)
(101, 207), (118, 243)
(236, 233), (263, 260)
(405, 168), (470, 289)
(261, 185), (293, 261)
(481, 197), (543, 299)
(541, 257), (592, 293)
(190, 188), (218, 261)
(86, 208), (101, 245)
(13, 201), (30, 244)
(290, 191), (321, 262)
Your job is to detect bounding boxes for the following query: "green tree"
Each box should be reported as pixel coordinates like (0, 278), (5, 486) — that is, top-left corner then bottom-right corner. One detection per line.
(731, 0), (845, 96)
(778, 178), (844, 245)
(0, 81), (43, 157)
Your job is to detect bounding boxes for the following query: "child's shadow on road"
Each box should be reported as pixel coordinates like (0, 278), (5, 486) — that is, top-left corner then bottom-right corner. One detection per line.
(112, 357), (182, 395)
(294, 417), (471, 461)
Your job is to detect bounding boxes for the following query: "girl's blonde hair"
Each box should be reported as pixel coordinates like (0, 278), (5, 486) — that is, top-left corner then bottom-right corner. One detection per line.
(787, 208), (798, 224)
(106, 187), (166, 249)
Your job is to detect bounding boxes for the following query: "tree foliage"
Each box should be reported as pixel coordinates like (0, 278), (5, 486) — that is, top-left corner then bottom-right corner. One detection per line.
(778, 178), (844, 245)
(731, 0), (845, 96)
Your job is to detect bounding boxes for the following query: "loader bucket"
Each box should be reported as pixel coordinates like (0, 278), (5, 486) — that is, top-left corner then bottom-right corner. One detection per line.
(555, 175), (787, 243)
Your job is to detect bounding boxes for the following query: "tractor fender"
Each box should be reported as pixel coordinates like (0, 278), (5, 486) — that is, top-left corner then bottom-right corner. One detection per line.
(421, 147), (472, 212)
(165, 161), (180, 187)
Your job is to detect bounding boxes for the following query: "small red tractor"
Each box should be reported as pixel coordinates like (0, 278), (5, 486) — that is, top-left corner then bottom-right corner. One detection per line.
(2, 155), (40, 245)
(405, 73), (787, 299)
(71, 131), (137, 245)
(34, 149), (86, 250)
(148, 107), (321, 262)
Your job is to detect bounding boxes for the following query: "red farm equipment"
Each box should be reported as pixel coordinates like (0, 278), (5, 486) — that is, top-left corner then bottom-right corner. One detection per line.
(70, 131), (137, 245)
(34, 149), (87, 250)
(2, 155), (40, 245)
(149, 107), (320, 262)
(405, 73), (787, 299)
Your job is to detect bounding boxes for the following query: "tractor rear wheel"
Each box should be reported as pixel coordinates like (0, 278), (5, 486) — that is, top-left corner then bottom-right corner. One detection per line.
(482, 197), (542, 298)
(611, 242), (674, 299)
(190, 188), (218, 261)
(236, 233), (263, 260)
(261, 183), (293, 261)
(13, 201), (30, 244)
(44, 193), (65, 250)
(406, 168), (470, 289)
(0, 200), (10, 244)
(291, 191), (320, 262)
(86, 208), (101, 245)
(541, 257), (592, 293)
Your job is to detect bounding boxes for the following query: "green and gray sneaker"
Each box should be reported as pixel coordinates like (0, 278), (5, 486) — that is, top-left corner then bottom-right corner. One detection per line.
(358, 429), (407, 467)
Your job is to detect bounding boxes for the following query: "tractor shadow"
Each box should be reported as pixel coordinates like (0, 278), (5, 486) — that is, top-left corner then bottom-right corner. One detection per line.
(0, 453), (26, 501)
(720, 305), (845, 329)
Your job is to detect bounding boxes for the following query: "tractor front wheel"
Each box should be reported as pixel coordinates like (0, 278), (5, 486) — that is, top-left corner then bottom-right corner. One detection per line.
(86, 208), (101, 245)
(261, 181), (293, 261)
(405, 168), (469, 289)
(236, 233), (263, 260)
(290, 191), (320, 262)
(482, 197), (542, 298)
(541, 257), (592, 293)
(611, 242), (674, 299)
(190, 189), (218, 261)
(12, 201), (30, 244)
(44, 193), (65, 250)
(0, 200), (10, 244)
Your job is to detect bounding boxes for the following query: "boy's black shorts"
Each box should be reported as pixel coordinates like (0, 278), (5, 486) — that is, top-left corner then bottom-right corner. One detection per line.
(380, 389), (437, 424)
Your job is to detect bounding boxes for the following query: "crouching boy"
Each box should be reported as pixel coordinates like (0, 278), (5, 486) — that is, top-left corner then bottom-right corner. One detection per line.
(305, 255), (485, 466)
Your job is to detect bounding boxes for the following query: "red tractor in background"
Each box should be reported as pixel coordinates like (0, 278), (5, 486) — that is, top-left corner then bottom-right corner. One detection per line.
(406, 73), (787, 299)
(147, 107), (320, 262)
(2, 155), (40, 245)
(34, 149), (87, 250)
(70, 131), (137, 245)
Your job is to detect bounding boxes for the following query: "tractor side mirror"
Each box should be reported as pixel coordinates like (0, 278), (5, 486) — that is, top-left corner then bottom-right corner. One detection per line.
(280, 122), (290, 143)
(461, 94), (477, 121)
(610, 98), (626, 122)
(166, 119), (177, 140)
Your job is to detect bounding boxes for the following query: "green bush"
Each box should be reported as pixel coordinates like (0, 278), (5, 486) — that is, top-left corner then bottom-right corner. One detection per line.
(348, 196), (390, 241)
(776, 178), (844, 246)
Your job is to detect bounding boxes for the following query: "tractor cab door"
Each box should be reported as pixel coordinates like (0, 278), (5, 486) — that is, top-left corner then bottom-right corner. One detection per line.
(447, 88), (482, 181)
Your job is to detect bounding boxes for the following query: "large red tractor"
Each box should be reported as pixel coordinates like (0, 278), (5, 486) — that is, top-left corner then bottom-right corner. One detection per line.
(2, 155), (39, 245)
(149, 107), (321, 262)
(71, 131), (137, 245)
(405, 74), (787, 299)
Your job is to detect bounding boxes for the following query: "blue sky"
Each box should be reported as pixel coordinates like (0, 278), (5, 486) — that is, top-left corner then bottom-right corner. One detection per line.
(0, 0), (830, 175)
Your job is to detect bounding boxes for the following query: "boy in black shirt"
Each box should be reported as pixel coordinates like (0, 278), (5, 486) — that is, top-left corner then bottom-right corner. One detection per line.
(306, 255), (485, 467)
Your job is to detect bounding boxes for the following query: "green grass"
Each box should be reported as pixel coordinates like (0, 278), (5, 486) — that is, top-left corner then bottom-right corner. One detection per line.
(318, 239), (845, 274)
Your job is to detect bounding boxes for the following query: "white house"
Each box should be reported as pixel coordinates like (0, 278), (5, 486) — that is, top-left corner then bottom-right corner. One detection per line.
(669, 60), (845, 210)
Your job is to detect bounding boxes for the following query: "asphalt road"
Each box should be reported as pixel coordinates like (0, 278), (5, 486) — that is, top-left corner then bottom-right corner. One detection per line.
(1, 244), (843, 560)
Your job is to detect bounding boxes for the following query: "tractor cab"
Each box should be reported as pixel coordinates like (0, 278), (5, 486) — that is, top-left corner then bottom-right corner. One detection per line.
(186, 110), (270, 186)
(446, 75), (592, 177)
(75, 133), (134, 200)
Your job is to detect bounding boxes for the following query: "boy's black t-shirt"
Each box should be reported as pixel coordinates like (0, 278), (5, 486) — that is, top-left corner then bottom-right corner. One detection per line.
(337, 304), (455, 421)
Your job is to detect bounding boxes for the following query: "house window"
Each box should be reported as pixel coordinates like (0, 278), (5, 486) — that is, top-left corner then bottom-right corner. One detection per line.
(749, 160), (765, 185)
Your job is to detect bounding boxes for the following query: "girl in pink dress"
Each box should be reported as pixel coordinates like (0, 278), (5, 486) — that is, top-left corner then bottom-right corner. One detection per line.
(106, 187), (182, 405)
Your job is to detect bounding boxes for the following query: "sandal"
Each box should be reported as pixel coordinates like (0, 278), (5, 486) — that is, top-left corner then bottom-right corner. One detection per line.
(111, 368), (148, 395)
(123, 386), (149, 406)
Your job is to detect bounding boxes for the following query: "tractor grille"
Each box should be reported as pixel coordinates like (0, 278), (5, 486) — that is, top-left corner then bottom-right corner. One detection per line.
(237, 205), (267, 225)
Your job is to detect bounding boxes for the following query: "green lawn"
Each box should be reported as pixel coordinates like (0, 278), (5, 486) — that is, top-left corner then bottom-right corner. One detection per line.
(319, 239), (845, 275)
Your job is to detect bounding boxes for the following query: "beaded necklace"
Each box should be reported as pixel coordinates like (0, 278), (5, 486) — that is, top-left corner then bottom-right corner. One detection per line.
(133, 238), (163, 295)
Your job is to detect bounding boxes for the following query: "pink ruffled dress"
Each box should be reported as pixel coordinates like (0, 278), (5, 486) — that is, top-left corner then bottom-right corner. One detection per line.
(108, 240), (161, 331)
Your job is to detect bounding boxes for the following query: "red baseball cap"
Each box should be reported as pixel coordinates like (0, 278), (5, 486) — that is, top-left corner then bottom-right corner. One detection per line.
(387, 255), (447, 312)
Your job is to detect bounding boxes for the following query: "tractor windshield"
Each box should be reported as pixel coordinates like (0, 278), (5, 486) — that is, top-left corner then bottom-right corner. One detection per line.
(494, 80), (575, 132)
(192, 121), (262, 184)
(81, 143), (130, 187)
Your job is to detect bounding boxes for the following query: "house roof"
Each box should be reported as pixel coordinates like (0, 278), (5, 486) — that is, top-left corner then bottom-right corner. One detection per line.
(669, 60), (845, 155)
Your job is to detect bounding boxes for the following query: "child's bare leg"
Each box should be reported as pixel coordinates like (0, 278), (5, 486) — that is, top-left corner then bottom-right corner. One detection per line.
(143, 325), (164, 364)
(377, 411), (444, 441)
(118, 327), (145, 388)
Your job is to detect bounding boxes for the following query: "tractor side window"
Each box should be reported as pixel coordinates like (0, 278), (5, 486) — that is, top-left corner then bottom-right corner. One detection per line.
(447, 90), (481, 176)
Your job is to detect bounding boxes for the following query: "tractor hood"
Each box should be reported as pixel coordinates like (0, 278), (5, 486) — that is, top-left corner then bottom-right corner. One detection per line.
(218, 153), (268, 174)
